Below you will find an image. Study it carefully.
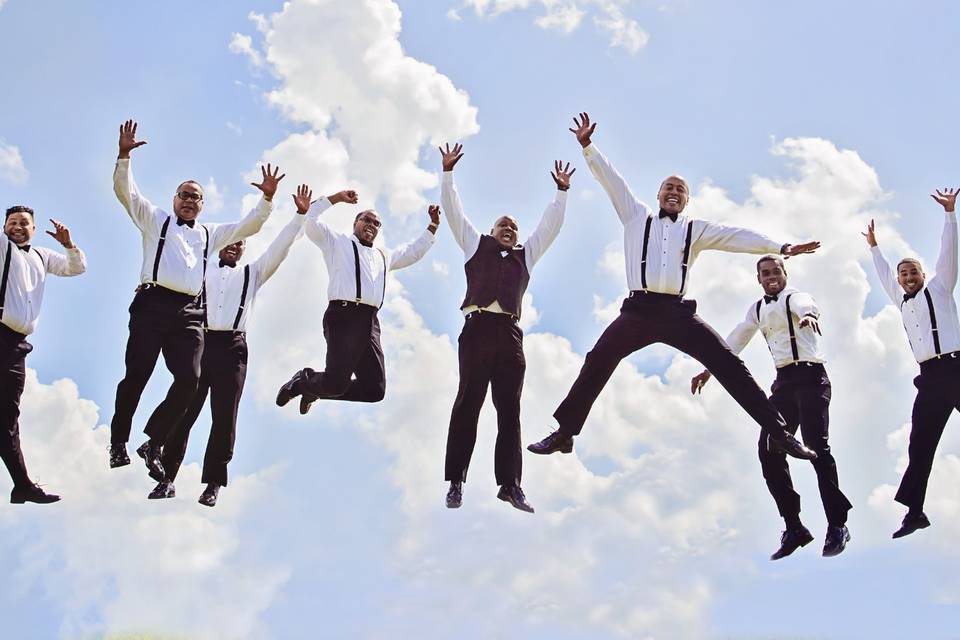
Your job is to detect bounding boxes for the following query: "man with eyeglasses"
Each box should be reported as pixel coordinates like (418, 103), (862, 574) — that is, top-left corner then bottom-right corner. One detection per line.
(108, 119), (280, 483)
(275, 192), (441, 414)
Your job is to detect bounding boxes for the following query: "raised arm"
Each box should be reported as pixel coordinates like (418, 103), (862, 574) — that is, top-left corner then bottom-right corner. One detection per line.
(303, 189), (358, 251)
(864, 219), (903, 304)
(208, 164), (284, 251)
(691, 304), (759, 394)
(524, 160), (573, 269)
(388, 205), (440, 271)
(113, 119), (159, 231)
(695, 219), (820, 257)
(41, 219), (85, 276)
(572, 112), (646, 225)
(930, 187), (958, 293)
(251, 184), (313, 287)
(439, 143), (481, 258)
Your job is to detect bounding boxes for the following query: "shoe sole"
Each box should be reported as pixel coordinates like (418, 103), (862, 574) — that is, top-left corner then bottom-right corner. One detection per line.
(893, 522), (930, 539)
(770, 536), (814, 560)
(198, 497), (217, 507)
(527, 445), (574, 455)
(497, 494), (534, 514)
(148, 492), (175, 500)
(10, 497), (60, 504)
(109, 458), (131, 469)
(446, 502), (461, 509)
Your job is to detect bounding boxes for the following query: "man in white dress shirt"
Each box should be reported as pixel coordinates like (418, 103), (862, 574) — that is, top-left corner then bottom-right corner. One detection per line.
(865, 186), (958, 539)
(439, 143), (572, 513)
(152, 184), (317, 507)
(275, 192), (440, 413)
(529, 112), (821, 461)
(1, 207), (86, 503)
(691, 255), (852, 559)
(109, 120), (279, 483)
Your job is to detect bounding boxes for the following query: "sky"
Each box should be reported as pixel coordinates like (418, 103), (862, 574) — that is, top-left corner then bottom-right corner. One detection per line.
(1, 0), (960, 638)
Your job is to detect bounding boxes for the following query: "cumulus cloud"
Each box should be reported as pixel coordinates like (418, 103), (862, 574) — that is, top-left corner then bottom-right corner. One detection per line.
(0, 139), (28, 185)
(202, 177), (226, 213)
(228, 32), (262, 67)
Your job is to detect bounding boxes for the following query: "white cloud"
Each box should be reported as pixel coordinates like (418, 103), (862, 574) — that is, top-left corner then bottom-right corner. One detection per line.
(593, 1), (649, 54)
(202, 176), (225, 213)
(447, 8), (462, 21)
(0, 139), (28, 185)
(226, 121), (243, 136)
(431, 259), (450, 276)
(228, 32), (262, 67)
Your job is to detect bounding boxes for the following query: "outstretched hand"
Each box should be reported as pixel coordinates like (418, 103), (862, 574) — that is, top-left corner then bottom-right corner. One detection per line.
(862, 219), (877, 247)
(931, 187), (958, 213)
(569, 112), (597, 148)
(329, 190), (359, 205)
(799, 316), (822, 335)
(782, 241), (821, 258)
(118, 120), (147, 159)
(251, 164), (285, 200)
(428, 204), (441, 226)
(551, 160), (576, 191)
(45, 219), (74, 248)
(690, 370), (712, 395)
(439, 143), (464, 172)
(293, 184), (313, 214)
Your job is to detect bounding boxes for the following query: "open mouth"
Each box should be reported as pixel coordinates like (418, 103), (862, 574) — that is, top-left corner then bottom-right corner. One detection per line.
(665, 195), (680, 206)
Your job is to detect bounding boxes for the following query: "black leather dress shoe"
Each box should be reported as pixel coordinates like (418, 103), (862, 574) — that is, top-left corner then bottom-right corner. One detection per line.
(276, 368), (312, 407)
(299, 394), (318, 416)
(148, 480), (175, 500)
(527, 430), (574, 455)
(892, 511), (930, 539)
(497, 483), (534, 513)
(770, 526), (814, 560)
(10, 483), (60, 504)
(822, 525), (851, 557)
(109, 443), (130, 468)
(136, 441), (165, 482)
(768, 431), (818, 460)
(446, 481), (463, 509)
(198, 483), (219, 507)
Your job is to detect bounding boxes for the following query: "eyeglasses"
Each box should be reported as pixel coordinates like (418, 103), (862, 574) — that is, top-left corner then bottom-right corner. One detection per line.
(176, 191), (204, 202)
(357, 216), (381, 228)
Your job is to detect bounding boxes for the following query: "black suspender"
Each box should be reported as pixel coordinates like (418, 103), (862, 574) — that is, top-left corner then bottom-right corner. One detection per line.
(755, 299), (763, 323)
(200, 226), (210, 326)
(640, 215), (652, 290)
(352, 241), (362, 302)
(785, 293), (800, 362)
(0, 239), (11, 321)
(351, 241), (388, 308)
(923, 288), (942, 356)
(232, 264), (250, 330)
(679, 220), (694, 296)
(152, 216), (171, 283)
(377, 248), (387, 309)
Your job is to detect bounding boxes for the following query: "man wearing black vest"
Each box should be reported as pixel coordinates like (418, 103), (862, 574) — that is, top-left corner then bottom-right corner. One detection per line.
(2, 208), (86, 503)
(275, 193), (440, 413)
(109, 120), (279, 483)
(150, 184), (317, 506)
(865, 187), (958, 539)
(529, 112), (820, 462)
(440, 143), (572, 513)
(691, 255), (852, 559)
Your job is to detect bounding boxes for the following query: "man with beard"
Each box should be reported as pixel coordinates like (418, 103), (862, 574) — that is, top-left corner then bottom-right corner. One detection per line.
(150, 184), (320, 507)
(2, 208), (86, 503)
(109, 119), (280, 483)
(690, 255), (852, 559)
(275, 193), (441, 413)
(439, 143), (572, 514)
(529, 112), (821, 462)
(864, 187), (959, 539)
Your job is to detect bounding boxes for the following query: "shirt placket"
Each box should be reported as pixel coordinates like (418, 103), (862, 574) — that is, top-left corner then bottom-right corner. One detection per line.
(217, 270), (229, 325)
(657, 219), (672, 292)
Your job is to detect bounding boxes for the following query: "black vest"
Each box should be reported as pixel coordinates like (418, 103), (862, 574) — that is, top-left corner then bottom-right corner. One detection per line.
(460, 235), (530, 317)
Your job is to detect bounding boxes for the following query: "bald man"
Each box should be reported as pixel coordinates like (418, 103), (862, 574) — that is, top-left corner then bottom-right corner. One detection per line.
(529, 112), (821, 463)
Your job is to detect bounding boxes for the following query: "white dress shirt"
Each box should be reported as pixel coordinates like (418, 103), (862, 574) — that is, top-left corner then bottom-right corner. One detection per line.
(724, 286), (826, 368)
(441, 171), (566, 315)
(204, 215), (305, 332)
(304, 198), (436, 307)
(871, 211), (959, 363)
(113, 158), (273, 296)
(583, 144), (785, 296)
(0, 236), (86, 335)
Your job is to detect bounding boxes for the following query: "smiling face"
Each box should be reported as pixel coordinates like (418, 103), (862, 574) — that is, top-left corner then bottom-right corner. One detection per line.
(756, 256), (787, 296)
(491, 215), (519, 249)
(353, 210), (382, 245)
(657, 175), (689, 215)
(218, 240), (245, 267)
(4, 211), (36, 246)
(173, 180), (204, 221)
(897, 258), (926, 295)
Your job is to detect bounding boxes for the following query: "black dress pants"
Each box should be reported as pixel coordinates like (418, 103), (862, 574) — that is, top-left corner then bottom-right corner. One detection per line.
(445, 312), (526, 486)
(554, 292), (787, 436)
(110, 286), (205, 445)
(895, 354), (960, 511)
(0, 323), (33, 489)
(299, 301), (386, 403)
(759, 363), (851, 527)
(162, 331), (248, 486)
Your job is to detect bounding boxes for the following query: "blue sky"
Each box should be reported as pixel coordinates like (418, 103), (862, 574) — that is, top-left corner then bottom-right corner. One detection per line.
(1, 1), (959, 638)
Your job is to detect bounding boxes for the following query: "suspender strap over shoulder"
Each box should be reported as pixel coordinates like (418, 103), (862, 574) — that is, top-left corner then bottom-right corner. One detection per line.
(679, 220), (694, 296)
(640, 215), (652, 290)
(755, 299), (763, 323)
(200, 225), (210, 326)
(152, 216), (171, 283)
(0, 239), (12, 321)
(377, 248), (387, 309)
(232, 264), (251, 330)
(924, 288), (942, 356)
(352, 240), (362, 302)
(785, 293), (800, 362)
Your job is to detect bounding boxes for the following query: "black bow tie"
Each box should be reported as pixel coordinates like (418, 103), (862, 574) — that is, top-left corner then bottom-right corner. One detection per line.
(658, 208), (678, 222)
(176, 217), (195, 228)
(764, 294), (778, 304)
(903, 290), (920, 303)
(219, 260), (235, 269)
(16, 244), (30, 252)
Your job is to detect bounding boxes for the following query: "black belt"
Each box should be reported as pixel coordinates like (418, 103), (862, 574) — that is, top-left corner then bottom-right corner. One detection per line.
(0, 321), (27, 340)
(464, 309), (518, 323)
(204, 328), (246, 337)
(331, 300), (377, 310)
(137, 283), (200, 304)
(628, 290), (684, 301)
(920, 350), (960, 374)
(776, 361), (825, 371)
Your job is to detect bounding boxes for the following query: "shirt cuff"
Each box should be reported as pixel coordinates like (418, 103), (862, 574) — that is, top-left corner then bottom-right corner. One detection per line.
(442, 171), (454, 184)
(116, 158), (130, 167)
(307, 197), (333, 217)
(869, 245), (883, 255)
(582, 143), (597, 158)
(555, 189), (569, 204)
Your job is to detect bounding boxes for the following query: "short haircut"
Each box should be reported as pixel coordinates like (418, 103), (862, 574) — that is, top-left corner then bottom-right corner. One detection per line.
(176, 180), (203, 193)
(897, 257), (924, 272)
(756, 254), (785, 273)
(5, 205), (34, 220)
(355, 209), (379, 223)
